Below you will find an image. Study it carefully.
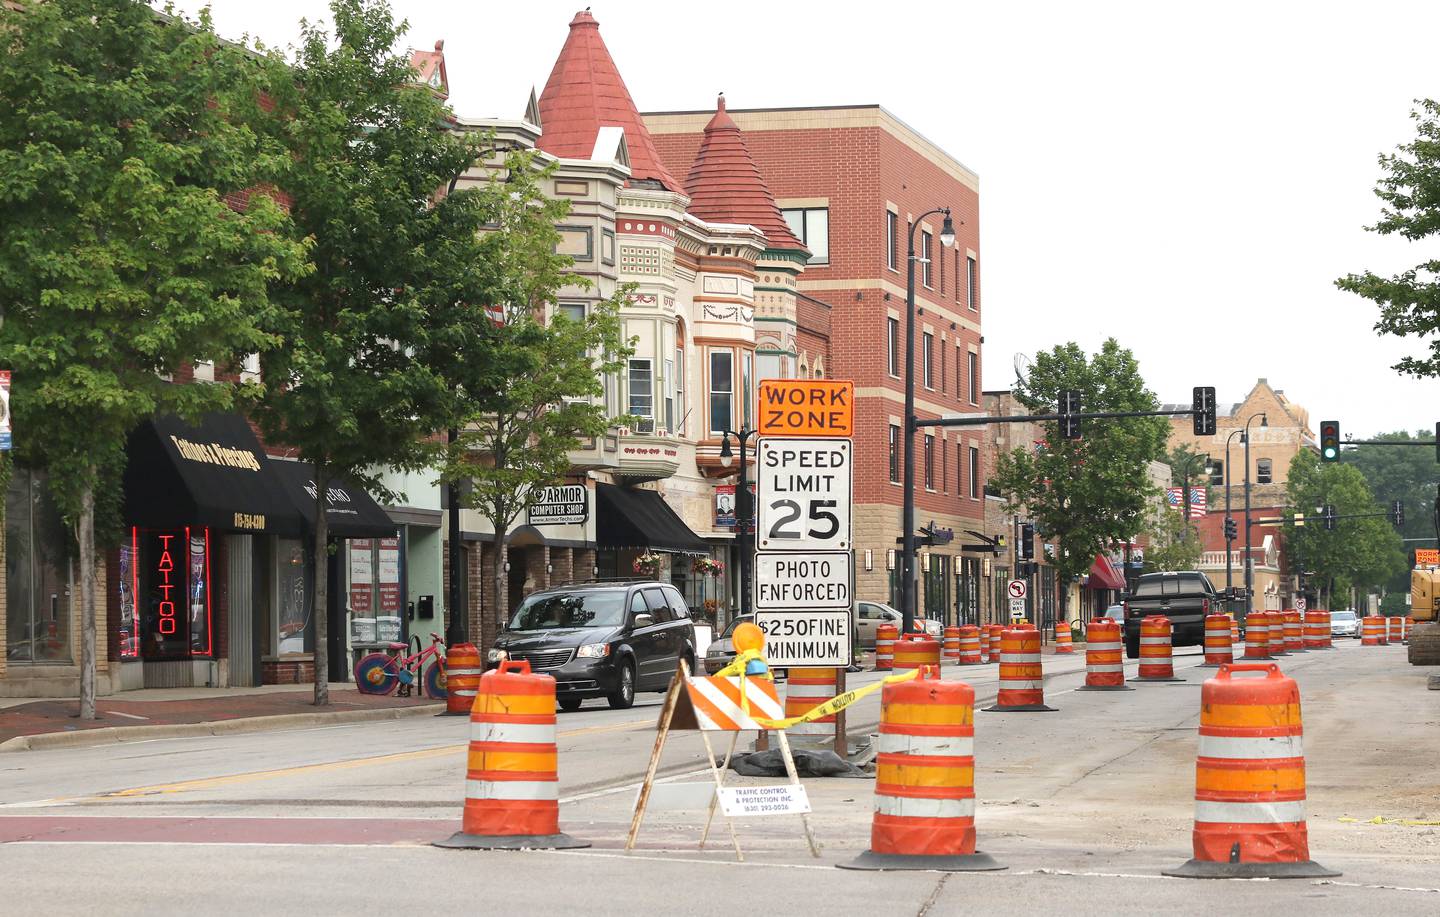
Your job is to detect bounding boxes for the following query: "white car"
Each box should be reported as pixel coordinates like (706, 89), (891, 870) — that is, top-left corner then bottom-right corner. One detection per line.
(1330, 610), (1360, 639)
(855, 601), (944, 646)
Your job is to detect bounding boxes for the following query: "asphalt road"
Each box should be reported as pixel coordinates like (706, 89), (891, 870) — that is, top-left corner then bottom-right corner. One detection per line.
(2, 641), (1437, 915)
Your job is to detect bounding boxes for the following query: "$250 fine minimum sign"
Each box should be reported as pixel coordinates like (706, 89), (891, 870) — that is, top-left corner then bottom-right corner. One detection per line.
(754, 611), (851, 667)
(756, 437), (852, 551)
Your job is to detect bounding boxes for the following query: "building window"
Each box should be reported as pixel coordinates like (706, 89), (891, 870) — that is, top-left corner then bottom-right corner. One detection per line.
(709, 350), (733, 435)
(887, 317), (900, 378)
(924, 434), (935, 490)
(674, 345), (686, 436)
(939, 239), (946, 293)
(955, 251), (962, 302)
(957, 442), (965, 493)
(275, 537), (312, 655)
(942, 442), (949, 493)
(967, 351), (978, 405)
(628, 358), (653, 423)
(922, 332), (934, 389)
(5, 468), (73, 664)
(192, 359), (214, 383)
(1257, 458), (1273, 485)
(969, 446), (980, 498)
(921, 230), (933, 288)
(346, 537), (403, 646)
(558, 302), (586, 323)
(886, 211), (898, 271)
(889, 424), (900, 483)
(1209, 460), (1225, 487)
(939, 339), (947, 394)
(782, 207), (829, 264)
(967, 256), (977, 310)
(664, 357), (676, 434)
(743, 350), (754, 427)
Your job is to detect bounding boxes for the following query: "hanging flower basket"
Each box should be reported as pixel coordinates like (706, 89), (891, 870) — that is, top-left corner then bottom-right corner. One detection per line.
(632, 553), (664, 577)
(692, 557), (725, 577)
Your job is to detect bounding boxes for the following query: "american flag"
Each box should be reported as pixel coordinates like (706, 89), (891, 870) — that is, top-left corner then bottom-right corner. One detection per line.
(1167, 487), (1208, 516)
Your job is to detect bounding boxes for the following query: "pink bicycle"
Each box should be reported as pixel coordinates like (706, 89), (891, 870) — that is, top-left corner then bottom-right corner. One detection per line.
(354, 632), (447, 699)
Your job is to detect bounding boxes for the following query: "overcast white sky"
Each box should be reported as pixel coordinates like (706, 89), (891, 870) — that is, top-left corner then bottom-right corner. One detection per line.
(175, 0), (1440, 436)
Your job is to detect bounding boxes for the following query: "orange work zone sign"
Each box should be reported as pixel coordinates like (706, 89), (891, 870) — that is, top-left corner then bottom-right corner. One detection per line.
(757, 379), (854, 437)
(1416, 548), (1440, 566)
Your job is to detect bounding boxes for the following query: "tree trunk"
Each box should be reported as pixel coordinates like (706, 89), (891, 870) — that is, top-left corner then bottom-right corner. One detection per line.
(488, 533), (507, 653)
(78, 476), (97, 721)
(313, 461), (330, 707)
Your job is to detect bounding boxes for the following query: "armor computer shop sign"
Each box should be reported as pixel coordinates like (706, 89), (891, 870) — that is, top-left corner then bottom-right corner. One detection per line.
(529, 485), (589, 526)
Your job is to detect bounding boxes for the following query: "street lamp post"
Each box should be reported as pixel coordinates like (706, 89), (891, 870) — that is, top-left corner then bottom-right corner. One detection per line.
(720, 427), (758, 619)
(1223, 428), (1245, 608)
(1243, 412), (1268, 615)
(901, 208), (957, 635)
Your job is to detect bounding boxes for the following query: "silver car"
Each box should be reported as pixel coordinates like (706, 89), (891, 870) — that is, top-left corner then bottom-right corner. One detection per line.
(1330, 610), (1360, 639)
(855, 600), (943, 647)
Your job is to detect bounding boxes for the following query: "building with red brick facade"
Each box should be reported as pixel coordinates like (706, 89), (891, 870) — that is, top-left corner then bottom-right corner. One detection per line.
(645, 106), (987, 623)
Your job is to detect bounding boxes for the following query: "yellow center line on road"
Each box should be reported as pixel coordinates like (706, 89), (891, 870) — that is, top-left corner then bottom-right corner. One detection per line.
(22, 716), (655, 806)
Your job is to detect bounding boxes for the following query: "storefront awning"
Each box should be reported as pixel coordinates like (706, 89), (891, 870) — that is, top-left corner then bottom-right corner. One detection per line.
(595, 483), (709, 555)
(270, 459), (398, 539)
(123, 413), (305, 535)
(1088, 554), (1127, 591)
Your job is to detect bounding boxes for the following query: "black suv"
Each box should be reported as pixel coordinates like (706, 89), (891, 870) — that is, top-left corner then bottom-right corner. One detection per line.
(489, 581), (696, 711)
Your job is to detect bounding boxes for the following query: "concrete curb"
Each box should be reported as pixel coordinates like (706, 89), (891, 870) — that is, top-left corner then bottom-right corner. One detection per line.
(0, 702), (445, 753)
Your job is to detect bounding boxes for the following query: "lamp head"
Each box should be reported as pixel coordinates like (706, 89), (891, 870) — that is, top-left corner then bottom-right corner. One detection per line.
(718, 434), (733, 467)
(940, 211), (956, 248)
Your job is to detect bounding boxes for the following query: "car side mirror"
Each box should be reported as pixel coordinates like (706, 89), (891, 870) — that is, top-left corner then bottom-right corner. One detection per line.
(633, 613), (653, 629)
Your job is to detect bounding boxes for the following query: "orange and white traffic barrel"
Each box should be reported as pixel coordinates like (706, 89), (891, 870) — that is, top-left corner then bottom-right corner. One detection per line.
(1265, 611), (1288, 656)
(1402, 616), (1413, 643)
(1303, 611), (1330, 650)
(875, 623), (898, 671)
(434, 659), (588, 850)
(1230, 617), (1239, 648)
(1387, 616), (1404, 644)
(1078, 618), (1131, 691)
(1283, 610), (1306, 653)
(893, 633), (942, 673)
(1361, 616), (1384, 646)
(1133, 615), (1182, 682)
(1243, 611), (1270, 660)
(956, 625), (982, 665)
(1053, 621), (1074, 654)
(840, 668), (1004, 872)
(943, 626), (962, 663)
(784, 667), (838, 750)
(444, 643), (483, 716)
(983, 626), (1056, 712)
(987, 624), (1003, 663)
(1201, 614), (1234, 667)
(1164, 663), (1338, 879)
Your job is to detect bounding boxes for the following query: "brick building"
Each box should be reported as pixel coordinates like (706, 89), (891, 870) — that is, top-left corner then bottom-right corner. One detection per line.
(645, 105), (985, 624)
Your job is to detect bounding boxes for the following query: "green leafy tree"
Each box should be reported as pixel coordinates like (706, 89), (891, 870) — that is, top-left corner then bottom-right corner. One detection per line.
(433, 151), (631, 651)
(1141, 503), (1202, 573)
(1285, 451), (1407, 608)
(1337, 98), (1440, 377)
(0, 0), (306, 717)
(988, 340), (1169, 621)
(251, 0), (490, 705)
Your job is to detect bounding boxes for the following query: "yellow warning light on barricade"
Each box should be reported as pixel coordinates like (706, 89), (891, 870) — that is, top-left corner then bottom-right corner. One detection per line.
(732, 622), (765, 654)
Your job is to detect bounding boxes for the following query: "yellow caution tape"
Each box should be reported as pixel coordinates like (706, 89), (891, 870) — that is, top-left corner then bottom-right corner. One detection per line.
(753, 668), (922, 730)
(1337, 816), (1440, 826)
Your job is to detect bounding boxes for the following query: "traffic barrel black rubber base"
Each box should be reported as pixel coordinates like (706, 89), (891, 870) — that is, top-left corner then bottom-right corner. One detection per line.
(1129, 675), (1184, 683)
(436, 710), (470, 717)
(981, 703), (1057, 712)
(1077, 684), (1135, 691)
(434, 832), (590, 851)
(839, 850), (1006, 872)
(1162, 858), (1340, 879)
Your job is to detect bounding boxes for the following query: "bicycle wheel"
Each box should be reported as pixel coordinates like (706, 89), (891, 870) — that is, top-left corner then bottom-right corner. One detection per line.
(423, 661), (447, 700)
(355, 653), (400, 695)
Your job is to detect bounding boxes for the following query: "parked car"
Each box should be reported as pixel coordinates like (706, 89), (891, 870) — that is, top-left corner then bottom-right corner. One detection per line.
(489, 581), (696, 711)
(1100, 604), (1124, 624)
(704, 614), (754, 674)
(1330, 609), (1360, 639)
(1121, 571), (1222, 658)
(855, 600), (943, 647)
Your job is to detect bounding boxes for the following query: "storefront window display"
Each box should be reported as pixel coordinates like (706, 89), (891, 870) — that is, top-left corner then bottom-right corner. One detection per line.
(276, 538), (311, 655)
(5, 468), (73, 664)
(346, 537), (402, 644)
(125, 527), (212, 661)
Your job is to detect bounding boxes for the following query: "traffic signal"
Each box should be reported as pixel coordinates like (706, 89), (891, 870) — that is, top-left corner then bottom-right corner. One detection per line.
(1223, 517), (1237, 541)
(1323, 504), (1337, 531)
(1391, 500), (1404, 528)
(1058, 389), (1081, 439)
(1319, 421), (1340, 462)
(1019, 523), (1036, 560)
(1192, 386), (1216, 436)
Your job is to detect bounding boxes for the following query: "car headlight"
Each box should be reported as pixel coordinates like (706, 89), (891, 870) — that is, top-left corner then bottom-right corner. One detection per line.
(487, 648), (506, 663)
(576, 643), (610, 659)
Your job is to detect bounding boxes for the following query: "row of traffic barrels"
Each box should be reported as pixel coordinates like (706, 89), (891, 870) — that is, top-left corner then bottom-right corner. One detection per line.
(1362, 615), (1413, 645)
(877, 623), (1041, 670)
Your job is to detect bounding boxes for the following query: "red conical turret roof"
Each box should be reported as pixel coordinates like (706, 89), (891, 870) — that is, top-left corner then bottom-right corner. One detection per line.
(684, 95), (805, 251)
(536, 10), (680, 192)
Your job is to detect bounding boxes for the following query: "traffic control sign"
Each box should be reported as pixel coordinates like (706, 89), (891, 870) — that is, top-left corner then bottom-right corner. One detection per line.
(754, 611), (851, 667)
(1007, 579), (1027, 600)
(757, 379), (854, 438)
(756, 438), (852, 551)
(754, 551), (852, 611)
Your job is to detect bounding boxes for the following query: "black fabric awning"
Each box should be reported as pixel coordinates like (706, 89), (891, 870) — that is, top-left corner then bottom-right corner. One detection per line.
(596, 483), (709, 555)
(270, 459), (397, 539)
(123, 413), (305, 535)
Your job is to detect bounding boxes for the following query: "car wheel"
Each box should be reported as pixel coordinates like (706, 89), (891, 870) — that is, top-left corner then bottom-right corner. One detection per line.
(608, 661), (636, 709)
(558, 696), (583, 713)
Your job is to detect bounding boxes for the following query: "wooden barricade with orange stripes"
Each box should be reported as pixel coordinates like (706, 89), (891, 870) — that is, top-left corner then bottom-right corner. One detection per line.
(435, 660), (587, 850)
(1164, 662), (1338, 879)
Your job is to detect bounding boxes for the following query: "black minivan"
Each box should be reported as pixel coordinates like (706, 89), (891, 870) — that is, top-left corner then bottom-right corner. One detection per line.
(488, 581), (697, 711)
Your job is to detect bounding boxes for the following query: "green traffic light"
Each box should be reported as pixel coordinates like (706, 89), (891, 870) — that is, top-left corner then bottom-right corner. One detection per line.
(1323, 446), (1337, 459)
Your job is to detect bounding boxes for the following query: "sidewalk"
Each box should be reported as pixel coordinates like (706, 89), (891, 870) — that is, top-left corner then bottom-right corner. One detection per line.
(0, 684), (444, 752)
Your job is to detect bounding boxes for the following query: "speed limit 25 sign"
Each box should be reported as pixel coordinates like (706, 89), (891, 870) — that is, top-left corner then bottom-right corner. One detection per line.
(756, 438), (852, 551)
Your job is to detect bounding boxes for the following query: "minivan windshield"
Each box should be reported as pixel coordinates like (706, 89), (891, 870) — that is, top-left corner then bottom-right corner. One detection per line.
(509, 590), (627, 630)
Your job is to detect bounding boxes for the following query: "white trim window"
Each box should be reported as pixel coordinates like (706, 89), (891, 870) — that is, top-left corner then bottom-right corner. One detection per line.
(922, 332), (934, 390)
(709, 350), (733, 436)
(886, 211), (898, 271)
(628, 358), (653, 424)
(887, 317), (900, 378)
(921, 229), (933, 288)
